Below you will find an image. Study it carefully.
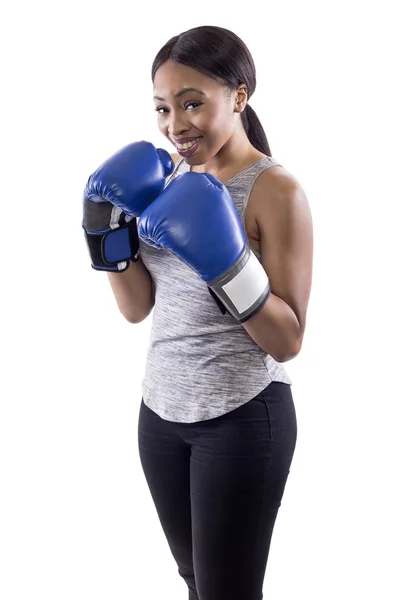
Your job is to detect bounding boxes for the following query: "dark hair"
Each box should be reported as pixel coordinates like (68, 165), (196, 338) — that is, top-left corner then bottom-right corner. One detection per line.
(151, 25), (272, 157)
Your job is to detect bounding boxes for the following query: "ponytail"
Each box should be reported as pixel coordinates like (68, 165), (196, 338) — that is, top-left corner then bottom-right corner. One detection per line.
(241, 104), (271, 157)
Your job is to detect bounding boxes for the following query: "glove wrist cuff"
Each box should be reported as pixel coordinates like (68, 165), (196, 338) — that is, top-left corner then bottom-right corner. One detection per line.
(83, 219), (139, 272)
(208, 246), (271, 322)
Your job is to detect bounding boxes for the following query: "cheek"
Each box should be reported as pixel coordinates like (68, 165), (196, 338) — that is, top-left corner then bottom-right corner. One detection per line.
(198, 106), (232, 138)
(158, 117), (169, 135)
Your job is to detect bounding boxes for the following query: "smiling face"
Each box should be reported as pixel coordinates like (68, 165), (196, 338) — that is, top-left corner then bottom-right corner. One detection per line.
(153, 60), (247, 165)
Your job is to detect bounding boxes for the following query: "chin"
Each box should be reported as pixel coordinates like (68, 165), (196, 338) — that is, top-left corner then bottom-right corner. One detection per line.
(184, 156), (205, 166)
(185, 149), (210, 166)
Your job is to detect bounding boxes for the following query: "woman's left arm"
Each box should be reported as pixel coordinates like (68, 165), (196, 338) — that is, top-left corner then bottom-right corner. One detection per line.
(242, 170), (314, 362)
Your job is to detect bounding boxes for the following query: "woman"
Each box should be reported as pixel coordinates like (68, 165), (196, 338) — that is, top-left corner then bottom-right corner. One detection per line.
(85, 25), (313, 600)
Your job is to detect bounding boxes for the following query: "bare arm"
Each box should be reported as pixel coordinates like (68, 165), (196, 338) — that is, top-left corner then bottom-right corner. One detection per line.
(107, 247), (155, 324)
(107, 152), (179, 324)
(242, 170), (313, 361)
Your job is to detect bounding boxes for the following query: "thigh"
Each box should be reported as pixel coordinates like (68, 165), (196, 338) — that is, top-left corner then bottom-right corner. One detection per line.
(137, 399), (197, 596)
(190, 383), (297, 600)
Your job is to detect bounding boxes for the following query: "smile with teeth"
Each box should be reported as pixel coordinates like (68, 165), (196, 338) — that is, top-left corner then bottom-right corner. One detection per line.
(175, 138), (200, 150)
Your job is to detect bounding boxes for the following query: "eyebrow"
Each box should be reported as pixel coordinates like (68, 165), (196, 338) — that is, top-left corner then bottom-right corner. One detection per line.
(153, 87), (206, 101)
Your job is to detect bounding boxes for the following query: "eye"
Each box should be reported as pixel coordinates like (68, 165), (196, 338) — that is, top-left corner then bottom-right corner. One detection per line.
(154, 101), (202, 114)
(185, 102), (202, 110)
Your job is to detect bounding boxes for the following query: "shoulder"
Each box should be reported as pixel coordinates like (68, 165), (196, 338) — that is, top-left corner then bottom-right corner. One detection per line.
(253, 164), (302, 198)
(250, 165), (310, 223)
(249, 164), (313, 273)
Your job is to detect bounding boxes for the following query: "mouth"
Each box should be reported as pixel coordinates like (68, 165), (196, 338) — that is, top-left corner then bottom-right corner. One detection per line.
(174, 137), (202, 158)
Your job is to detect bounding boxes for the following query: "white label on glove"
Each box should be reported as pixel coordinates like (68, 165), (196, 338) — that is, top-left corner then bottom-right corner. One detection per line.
(222, 252), (269, 314)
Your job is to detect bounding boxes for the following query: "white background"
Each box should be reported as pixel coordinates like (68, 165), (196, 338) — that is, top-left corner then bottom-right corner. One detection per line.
(1, 1), (399, 598)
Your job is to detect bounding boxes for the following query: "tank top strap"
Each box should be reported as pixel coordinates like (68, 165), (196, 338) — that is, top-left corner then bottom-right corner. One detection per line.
(224, 156), (283, 222)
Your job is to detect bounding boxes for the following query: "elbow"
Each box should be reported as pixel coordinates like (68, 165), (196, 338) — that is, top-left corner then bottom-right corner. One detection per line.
(125, 315), (142, 325)
(274, 350), (297, 363)
(273, 337), (303, 363)
(124, 314), (146, 325)
(124, 303), (154, 324)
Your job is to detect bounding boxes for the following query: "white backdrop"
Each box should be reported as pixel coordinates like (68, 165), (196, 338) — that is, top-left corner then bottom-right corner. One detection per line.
(1, 1), (399, 599)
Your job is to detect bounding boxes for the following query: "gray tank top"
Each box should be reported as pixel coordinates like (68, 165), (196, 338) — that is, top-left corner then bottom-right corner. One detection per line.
(139, 156), (292, 423)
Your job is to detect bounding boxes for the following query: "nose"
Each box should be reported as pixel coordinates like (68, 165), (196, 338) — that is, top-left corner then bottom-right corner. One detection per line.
(167, 110), (190, 138)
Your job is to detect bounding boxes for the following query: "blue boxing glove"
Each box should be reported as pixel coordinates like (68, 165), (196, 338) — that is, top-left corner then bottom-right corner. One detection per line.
(82, 141), (173, 272)
(138, 172), (271, 323)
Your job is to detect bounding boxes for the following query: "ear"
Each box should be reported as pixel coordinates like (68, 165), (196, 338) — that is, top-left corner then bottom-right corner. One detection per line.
(234, 84), (248, 114)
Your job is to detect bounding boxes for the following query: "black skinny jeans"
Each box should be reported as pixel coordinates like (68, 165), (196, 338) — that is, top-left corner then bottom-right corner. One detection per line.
(138, 382), (297, 600)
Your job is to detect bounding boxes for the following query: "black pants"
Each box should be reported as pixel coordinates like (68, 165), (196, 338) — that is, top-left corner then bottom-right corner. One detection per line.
(138, 382), (297, 600)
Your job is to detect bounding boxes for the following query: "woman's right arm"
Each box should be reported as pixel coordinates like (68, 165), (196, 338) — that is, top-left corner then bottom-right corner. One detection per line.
(107, 248), (155, 324)
(107, 153), (179, 324)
